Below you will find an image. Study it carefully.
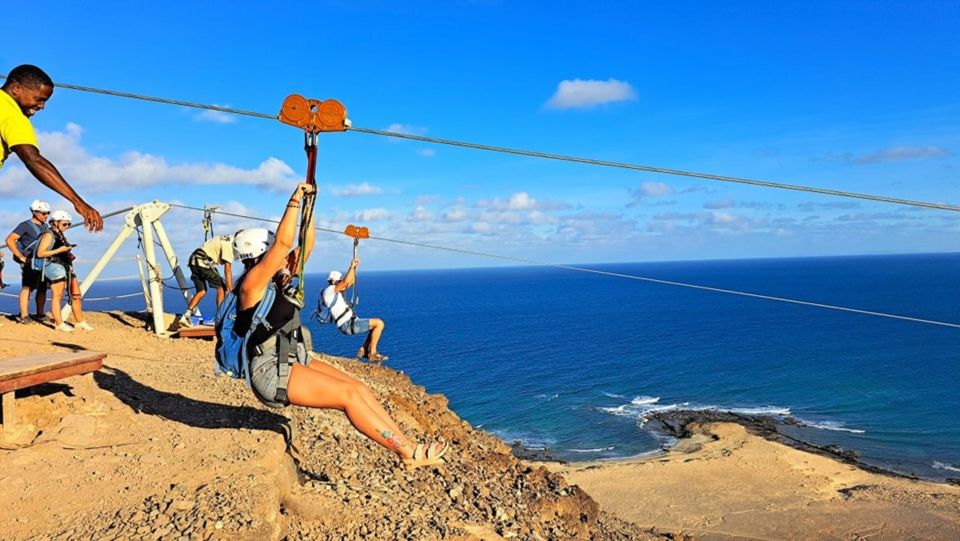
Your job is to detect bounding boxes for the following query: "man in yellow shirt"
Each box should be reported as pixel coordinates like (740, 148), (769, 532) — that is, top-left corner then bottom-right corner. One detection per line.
(1, 64), (103, 231)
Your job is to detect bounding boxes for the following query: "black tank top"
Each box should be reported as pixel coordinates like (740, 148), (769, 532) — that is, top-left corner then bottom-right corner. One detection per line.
(48, 232), (72, 268)
(234, 279), (298, 350)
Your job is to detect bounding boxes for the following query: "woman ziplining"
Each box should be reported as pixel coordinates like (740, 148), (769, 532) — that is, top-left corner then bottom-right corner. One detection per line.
(218, 182), (449, 469)
(213, 101), (449, 469)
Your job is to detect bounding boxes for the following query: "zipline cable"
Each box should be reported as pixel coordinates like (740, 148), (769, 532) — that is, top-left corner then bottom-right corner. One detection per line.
(166, 203), (960, 330)
(2, 75), (956, 214)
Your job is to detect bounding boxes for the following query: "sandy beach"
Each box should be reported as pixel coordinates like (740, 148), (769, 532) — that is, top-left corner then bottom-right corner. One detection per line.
(542, 421), (960, 540)
(1, 311), (958, 540)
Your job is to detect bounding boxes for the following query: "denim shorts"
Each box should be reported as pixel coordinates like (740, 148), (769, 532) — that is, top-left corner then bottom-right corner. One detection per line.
(43, 262), (68, 282)
(339, 317), (371, 336)
(248, 339), (308, 408)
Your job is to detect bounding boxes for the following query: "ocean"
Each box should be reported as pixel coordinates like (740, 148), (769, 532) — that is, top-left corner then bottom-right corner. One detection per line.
(3, 252), (958, 480)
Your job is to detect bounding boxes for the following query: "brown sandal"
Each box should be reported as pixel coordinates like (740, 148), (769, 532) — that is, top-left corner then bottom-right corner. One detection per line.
(368, 352), (389, 362)
(402, 440), (449, 470)
(357, 347), (367, 359)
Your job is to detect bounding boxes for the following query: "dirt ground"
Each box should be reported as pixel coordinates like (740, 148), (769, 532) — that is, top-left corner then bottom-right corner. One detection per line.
(0, 312), (649, 540)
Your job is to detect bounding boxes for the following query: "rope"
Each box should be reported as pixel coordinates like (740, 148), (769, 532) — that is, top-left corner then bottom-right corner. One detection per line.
(83, 292), (144, 301)
(2, 75), (956, 214)
(0, 289), (141, 301)
(167, 203), (960, 329)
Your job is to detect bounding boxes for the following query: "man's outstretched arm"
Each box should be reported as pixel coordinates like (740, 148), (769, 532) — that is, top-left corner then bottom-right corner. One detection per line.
(13, 144), (103, 231)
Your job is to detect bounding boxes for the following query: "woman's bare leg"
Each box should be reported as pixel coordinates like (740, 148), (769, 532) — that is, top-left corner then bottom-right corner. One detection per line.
(69, 278), (84, 323)
(304, 359), (405, 437)
(286, 363), (415, 459)
(49, 281), (65, 326)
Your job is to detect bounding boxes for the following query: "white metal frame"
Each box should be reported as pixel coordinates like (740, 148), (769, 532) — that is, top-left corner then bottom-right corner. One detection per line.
(63, 201), (192, 336)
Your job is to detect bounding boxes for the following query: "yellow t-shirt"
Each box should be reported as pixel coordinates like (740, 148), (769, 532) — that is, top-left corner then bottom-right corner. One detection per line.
(0, 89), (38, 171)
(200, 235), (235, 266)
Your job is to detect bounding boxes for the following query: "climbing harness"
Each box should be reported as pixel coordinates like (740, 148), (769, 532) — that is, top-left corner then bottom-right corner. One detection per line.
(277, 94), (350, 307)
(343, 224), (369, 307)
(202, 205), (219, 241)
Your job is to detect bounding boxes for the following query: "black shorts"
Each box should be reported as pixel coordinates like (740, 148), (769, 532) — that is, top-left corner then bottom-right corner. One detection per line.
(189, 264), (224, 293)
(21, 266), (48, 292)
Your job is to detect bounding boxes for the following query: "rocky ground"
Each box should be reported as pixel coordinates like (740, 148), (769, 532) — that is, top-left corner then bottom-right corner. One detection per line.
(0, 311), (658, 540)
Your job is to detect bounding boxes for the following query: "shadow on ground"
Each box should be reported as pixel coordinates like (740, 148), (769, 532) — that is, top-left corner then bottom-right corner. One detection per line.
(94, 367), (290, 439)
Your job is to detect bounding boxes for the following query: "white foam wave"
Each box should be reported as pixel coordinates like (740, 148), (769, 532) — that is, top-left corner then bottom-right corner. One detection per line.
(566, 446), (616, 453)
(598, 395), (790, 426)
(797, 419), (866, 434)
(535, 393), (559, 401)
(602, 392), (626, 399)
(932, 461), (960, 473)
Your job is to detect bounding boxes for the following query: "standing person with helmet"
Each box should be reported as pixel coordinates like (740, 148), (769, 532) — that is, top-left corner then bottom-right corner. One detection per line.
(35, 210), (91, 332)
(179, 234), (235, 327)
(1, 64), (103, 231)
(4, 199), (50, 323)
(229, 182), (448, 469)
(321, 262), (389, 362)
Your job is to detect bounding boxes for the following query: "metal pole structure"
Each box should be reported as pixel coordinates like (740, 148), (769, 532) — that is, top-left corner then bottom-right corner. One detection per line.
(136, 254), (151, 312)
(62, 223), (135, 322)
(140, 212), (167, 336)
(151, 220), (192, 304)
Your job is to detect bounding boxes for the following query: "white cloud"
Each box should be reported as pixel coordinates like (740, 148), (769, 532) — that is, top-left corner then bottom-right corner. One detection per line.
(626, 182), (675, 207)
(545, 78), (637, 110)
(354, 208), (391, 222)
(851, 146), (949, 165)
(476, 192), (569, 211)
(703, 199), (735, 209)
(408, 205), (433, 222)
(0, 123), (300, 196)
(195, 106), (237, 124)
(385, 123), (425, 135)
(418, 148), (436, 157)
(442, 208), (469, 222)
(328, 182), (384, 197)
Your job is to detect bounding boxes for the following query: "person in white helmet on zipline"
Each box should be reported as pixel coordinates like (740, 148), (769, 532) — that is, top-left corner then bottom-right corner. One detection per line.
(227, 182), (448, 469)
(321, 262), (388, 362)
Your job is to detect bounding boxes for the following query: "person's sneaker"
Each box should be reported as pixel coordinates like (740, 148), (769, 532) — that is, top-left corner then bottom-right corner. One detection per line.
(56, 323), (75, 332)
(31, 314), (50, 323)
(178, 315), (193, 327)
(74, 321), (94, 332)
(14, 316), (31, 324)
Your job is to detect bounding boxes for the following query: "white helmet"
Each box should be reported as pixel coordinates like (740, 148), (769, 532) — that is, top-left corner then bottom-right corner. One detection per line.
(234, 228), (275, 261)
(30, 199), (50, 213)
(50, 210), (73, 223)
(327, 270), (343, 282)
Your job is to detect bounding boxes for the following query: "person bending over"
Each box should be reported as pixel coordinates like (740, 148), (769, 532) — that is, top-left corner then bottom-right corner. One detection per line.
(35, 210), (91, 332)
(321, 260), (388, 362)
(1, 64), (102, 231)
(179, 234), (234, 327)
(231, 182), (447, 469)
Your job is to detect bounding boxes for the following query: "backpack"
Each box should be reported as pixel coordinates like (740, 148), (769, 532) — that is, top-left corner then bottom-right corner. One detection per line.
(17, 222), (45, 272)
(313, 285), (354, 326)
(214, 282), (278, 379)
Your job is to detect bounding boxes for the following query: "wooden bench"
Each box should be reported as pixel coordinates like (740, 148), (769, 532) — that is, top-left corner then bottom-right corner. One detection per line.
(0, 352), (106, 428)
(176, 325), (216, 339)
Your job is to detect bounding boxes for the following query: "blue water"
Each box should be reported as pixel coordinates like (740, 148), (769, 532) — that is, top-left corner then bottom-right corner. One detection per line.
(4, 253), (959, 480)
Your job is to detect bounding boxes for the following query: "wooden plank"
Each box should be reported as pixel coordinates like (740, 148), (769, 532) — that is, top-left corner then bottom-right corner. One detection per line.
(177, 326), (215, 339)
(1, 391), (14, 426)
(0, 358), (104, 394)
(0, 352), (107, 382)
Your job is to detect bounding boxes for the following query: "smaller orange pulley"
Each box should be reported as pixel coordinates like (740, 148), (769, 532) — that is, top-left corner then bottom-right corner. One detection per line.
(279, 94), (349, 132)
(344, 224), (370, 240)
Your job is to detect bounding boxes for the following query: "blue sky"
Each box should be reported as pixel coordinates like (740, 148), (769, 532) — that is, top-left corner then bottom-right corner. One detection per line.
(1, 1), (958, 272)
